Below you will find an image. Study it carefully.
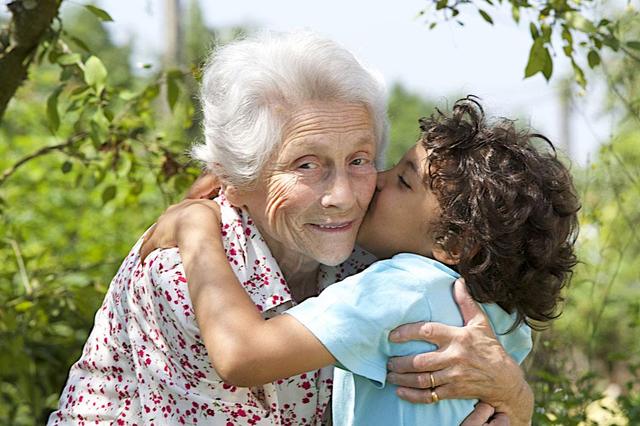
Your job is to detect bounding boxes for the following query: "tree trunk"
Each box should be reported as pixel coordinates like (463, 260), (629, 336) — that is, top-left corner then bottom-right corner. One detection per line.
(0, 0), (61, 122)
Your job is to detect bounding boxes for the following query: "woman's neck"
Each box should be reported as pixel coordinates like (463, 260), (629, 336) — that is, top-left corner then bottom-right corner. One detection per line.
(261, 234), (320, 303)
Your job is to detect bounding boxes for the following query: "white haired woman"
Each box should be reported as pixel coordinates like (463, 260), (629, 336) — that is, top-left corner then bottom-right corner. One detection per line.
(49, 31), (532, 425)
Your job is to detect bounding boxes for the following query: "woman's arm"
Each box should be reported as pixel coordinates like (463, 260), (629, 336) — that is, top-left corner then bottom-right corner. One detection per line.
(142, 199), (335, 387)
(385, 279), (533, 426)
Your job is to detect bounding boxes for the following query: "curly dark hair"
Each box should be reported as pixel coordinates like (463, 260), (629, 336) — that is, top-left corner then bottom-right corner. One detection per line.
(419, 96), (580, 331)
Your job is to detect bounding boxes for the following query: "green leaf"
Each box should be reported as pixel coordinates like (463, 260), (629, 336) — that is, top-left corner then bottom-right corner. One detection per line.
(84, 5), (114, 22)
(15, 301), (34, 312)
(69, 35), (91, 53)
(571, 60), (586, 88)
(587, 50), (601, 68)
(46, 85), (64, 133)
(167, 75), (180, 111)
(511, 5), (520, 24)
(436, 0), (448, 10)
(627, 41), (640, 51)
(119, 90), (137, 101)
(529, 23), (539, 40)
(601, 35), (620, 51)
(57, 53), (82, 66)
(561, 26), (573, 44)
(478, 9), (493, 25)
(83, 56), (108, 94)
(61, 161), (73, 174)
(542, 47), (553, 80)
(525, 39), (546, 78)
(101, 185), (117, 204)
(541, 24), (552, 43)
(564, 12), (597, 33)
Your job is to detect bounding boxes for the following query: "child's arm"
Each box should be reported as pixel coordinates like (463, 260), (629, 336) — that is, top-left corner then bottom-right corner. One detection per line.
(151, 200), (336, 386)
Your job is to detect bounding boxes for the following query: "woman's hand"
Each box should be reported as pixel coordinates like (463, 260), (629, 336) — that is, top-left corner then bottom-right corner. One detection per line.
(385, 279), (533, 426)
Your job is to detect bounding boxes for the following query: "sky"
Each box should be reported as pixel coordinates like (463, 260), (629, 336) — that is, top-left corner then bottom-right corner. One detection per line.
(70, 0), (615, 165)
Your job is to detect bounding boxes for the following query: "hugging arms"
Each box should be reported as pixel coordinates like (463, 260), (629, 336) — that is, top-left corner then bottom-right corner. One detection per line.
(141, 175), (534, 425)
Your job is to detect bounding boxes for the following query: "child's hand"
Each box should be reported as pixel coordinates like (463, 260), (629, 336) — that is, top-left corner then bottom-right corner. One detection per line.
(184, 172), (221, 200)
(139, 199), (221, 263)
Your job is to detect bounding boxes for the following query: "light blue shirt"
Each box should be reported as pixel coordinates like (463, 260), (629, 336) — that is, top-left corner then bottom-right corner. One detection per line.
(286, 253), (532, 426)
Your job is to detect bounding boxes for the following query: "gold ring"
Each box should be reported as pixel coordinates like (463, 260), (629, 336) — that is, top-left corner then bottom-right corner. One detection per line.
(431, 390), (439, 404)
(429, 372), (436, 388)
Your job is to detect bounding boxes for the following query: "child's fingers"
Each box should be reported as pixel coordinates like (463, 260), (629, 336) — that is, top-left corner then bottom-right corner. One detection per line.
(139, 223), (157, 262)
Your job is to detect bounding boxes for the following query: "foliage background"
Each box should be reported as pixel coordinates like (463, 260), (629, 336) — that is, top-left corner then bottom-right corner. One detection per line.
(0, 1), (638, 424)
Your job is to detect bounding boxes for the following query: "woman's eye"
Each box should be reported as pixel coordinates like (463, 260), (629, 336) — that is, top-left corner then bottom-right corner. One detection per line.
(298, 162), (318, 170)
(398, 174), (411, 189)
(351, 158), (369, 166)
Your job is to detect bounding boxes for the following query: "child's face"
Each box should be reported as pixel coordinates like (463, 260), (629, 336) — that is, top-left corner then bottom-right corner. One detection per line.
(357, 142), (445, 261)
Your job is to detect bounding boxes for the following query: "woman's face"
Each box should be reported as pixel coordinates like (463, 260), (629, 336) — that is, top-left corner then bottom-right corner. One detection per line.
(232, 101), (377, 267)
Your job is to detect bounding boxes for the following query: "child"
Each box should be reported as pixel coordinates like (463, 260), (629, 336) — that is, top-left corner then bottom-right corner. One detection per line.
(154, 97), (580, 425)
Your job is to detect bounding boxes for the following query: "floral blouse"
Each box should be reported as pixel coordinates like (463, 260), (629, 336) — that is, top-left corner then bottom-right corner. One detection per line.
(48, 195), (374, 426)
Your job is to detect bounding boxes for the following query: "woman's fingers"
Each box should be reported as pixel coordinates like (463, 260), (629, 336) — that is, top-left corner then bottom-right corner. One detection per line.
(453, 278), (487, 325)
(394, 383), (455, 404)
(389, 321), (458, 346)
(487, 413), (510, 426)
(461, 402), (496, 426)
(387, 363), (469, 390)
(386, 372), (434, 389)
(387, 350), (451, 374)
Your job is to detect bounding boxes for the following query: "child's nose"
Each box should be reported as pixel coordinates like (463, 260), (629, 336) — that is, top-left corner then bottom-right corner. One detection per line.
(376, 169), (390, 190)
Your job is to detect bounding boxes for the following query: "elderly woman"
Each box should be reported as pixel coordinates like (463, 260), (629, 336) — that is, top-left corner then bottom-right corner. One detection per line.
(49, 31), (532, 425)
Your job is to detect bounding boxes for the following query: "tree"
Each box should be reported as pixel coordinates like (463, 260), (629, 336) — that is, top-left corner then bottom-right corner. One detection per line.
(419, 0), (640, 94)
(1, 1), (638, 424)
(385, 84), (438, 167)
(0, 0), (61, 119)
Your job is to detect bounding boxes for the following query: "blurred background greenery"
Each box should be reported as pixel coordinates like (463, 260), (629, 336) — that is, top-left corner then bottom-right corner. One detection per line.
(0, 0), (638, 424)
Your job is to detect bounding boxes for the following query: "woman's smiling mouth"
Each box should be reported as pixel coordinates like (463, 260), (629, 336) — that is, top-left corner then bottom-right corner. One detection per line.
(308, 221), (355, 232)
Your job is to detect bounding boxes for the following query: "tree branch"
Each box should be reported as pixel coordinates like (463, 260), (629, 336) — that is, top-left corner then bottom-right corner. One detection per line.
(0, 132), (86, 187)
(0, 0), (62, 121)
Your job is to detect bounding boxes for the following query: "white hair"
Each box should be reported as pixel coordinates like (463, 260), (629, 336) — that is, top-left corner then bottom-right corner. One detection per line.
(191, 30), (389, 188)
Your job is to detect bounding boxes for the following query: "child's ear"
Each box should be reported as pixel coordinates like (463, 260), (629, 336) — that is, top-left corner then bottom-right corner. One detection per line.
(432, 241), (480, 266)
(432, 246), (461, 266)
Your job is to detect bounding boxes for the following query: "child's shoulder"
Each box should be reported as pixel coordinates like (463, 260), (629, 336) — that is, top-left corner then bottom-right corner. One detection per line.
(347, 253), (460, 303)
(367, 253), (459, 281)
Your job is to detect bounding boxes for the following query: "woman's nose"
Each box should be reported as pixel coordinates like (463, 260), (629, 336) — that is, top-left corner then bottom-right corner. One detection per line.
(320, 169), (356, 210)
